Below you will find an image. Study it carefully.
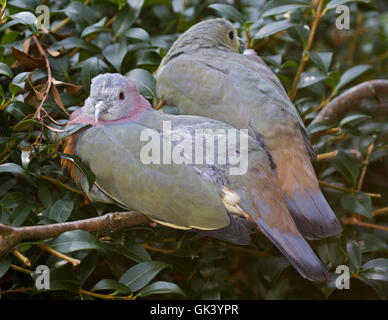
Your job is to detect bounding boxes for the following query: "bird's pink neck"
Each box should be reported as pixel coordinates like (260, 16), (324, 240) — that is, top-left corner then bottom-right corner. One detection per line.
(68, 95), (151, 126)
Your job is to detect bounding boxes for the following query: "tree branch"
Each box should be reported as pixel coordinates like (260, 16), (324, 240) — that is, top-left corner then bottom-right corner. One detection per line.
(0, 211), (150, 257)
(311, 80), (388, 125)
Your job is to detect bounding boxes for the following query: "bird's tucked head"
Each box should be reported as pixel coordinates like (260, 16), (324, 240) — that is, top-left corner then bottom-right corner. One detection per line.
(80, 73), (149, 123)
(165, 19), (243, 58)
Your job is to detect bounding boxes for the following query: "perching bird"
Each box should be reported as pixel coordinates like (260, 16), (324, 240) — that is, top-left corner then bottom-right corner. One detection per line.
(62, 73), (330, 282)
(156, 18), (342, 240)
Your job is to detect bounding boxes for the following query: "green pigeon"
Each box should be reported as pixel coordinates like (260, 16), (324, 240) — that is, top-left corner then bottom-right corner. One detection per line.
(62, 73), (330, 282)
(156, 18), (342, 240)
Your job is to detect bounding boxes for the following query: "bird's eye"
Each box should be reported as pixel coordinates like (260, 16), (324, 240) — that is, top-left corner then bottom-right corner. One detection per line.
(119, 92), (125, 100)
(228, 31), (234, 40)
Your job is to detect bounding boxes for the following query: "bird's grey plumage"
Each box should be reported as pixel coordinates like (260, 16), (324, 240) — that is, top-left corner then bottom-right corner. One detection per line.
(156, 19), (342, 240)
(67, 73), (331, 281)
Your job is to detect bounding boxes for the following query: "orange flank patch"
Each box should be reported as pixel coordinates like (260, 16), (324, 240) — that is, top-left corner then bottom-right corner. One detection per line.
(61, 134), (79, 185)
(269, 137), (319, 200)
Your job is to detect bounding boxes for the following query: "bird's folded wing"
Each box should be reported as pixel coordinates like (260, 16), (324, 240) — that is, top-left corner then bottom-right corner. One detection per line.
(74, 123), (230, 231)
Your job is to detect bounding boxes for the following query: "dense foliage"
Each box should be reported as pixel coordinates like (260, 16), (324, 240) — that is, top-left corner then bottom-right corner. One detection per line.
(0, 0), (387, 299)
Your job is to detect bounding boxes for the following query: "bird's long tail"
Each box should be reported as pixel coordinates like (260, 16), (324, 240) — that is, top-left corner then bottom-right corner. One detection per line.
(239, 181), (331, 282)
(272, 146), (342, 240)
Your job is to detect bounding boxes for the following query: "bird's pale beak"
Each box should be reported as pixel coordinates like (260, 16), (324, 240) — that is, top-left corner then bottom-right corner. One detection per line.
(238, 37), (246, 53)
(94, 101), (106, 122)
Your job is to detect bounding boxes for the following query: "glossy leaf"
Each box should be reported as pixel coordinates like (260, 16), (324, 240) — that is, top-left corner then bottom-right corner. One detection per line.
(119, 261), (169, 292)
(48, 230), (103, 253)
(137, 281), (185, 297)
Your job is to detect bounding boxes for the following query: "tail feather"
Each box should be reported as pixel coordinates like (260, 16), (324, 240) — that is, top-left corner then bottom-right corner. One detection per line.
(257, 220), (331, 282)
(271, 145), (342, 240)
(285, 188), (343, 240)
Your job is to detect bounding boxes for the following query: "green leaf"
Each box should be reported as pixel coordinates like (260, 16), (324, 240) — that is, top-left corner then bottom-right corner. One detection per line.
(113, 1), (144, 36)
(325, 0), (371, 11)
(340, 113), (370, 127)
(103, 42), (129, 72)
(0, 256), (12, 278)
(103, 241), (151, 263)
(0, 163), (25, 175)
(137, 281), (184, 297)
(57, 123), (90, 140)
(13, 119), (41, 131)
(0, 62), (13, 78)
(63, 1), (96, 26)
(254, 20), (296, 39)
(262, 4), (309, 17)
(119, 261), (169, 292)
(306, 122), (332, 135)
(81, 17), (110, 38)
(360, 258), (388, 282)
(330, 150), (362, 187)
(59, 153), (96, 191)
(347, 240), (362, 271)
(11, 205), (31, 227)
(337, 65), (371, 90)
(123, 28), (150, 42)
(306, 51), (333, 73)
(49, 199), (74, 223)
(359, 234), (388, 253)
(297, 71), (327, 88)
(49, 38), (101, 53)
(341, 193), (372, 217)
(91, 279), (130, 294)
(0, 192), (26, 209)
(80, 57), (108, 93)
(325, 71), (341, 90)
(48, 230), (103, 253)
(10, 11), (37, 33)
(38, 185), (52, 208)
(9, 72), (30, 98)
(208, 4), (245, 23)
(125, 68), (156, 99)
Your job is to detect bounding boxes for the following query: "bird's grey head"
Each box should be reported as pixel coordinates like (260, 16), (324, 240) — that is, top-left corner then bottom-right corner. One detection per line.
(165, 18), (243, 58)
(83, 73), (139, 122)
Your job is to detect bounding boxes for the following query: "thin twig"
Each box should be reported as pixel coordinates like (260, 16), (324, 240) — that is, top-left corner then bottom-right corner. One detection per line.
(32, 36), (52, 121)
(10, 264), (31, 275)
(79, 289), (135, 300)
(12, 249), (31, 267)
(342, 217), (388, 233)
(373, 207), (388, 216)
(40, 174), (85, 195)
(318, 180), (381, 198)
(317, 150), (338, 161)
(39, 244), (80, 266)
(142, 244), (175, 254)
(289, 0), (324, 101)
(356, 142), (374, 192)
